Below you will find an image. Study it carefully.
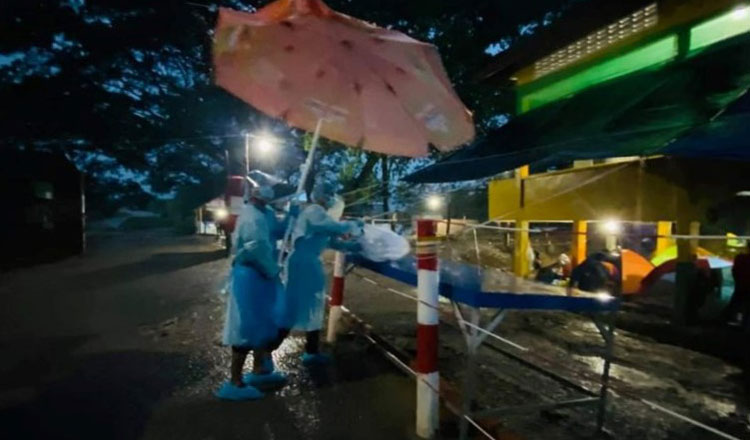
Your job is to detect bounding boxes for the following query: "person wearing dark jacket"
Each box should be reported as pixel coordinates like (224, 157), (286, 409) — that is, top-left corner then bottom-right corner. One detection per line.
(723, 244), (750, 328)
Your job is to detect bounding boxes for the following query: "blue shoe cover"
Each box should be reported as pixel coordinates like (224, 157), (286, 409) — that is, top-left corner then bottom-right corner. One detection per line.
(243, 371), (288, 386)
(301, 352), (332, 366)
(215, 382), (264, 401)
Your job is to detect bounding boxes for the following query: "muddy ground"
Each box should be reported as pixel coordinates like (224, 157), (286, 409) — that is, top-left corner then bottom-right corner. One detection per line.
(337, 251), (750, 439)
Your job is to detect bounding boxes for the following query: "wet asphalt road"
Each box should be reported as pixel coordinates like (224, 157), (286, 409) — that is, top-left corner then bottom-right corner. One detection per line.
(0, 230), (416, 440)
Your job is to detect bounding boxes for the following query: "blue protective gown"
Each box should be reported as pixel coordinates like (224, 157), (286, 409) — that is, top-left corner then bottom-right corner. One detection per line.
(276, 204), (358, 332)
(222, 203), (286, 349)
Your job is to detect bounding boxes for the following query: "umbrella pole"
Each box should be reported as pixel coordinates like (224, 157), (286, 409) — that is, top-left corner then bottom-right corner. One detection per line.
(294, 117), (323, 195)
(278, 118), (324, 265)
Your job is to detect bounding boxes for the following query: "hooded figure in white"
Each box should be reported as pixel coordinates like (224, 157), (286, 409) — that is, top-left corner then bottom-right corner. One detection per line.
(276, 181), (362, 364)
(217, 183), (288, 401)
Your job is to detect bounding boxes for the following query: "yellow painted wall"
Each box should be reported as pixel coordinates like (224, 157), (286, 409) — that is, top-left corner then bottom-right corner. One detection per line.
(488, 178), (521, 219)
(488, 158), (745, 224)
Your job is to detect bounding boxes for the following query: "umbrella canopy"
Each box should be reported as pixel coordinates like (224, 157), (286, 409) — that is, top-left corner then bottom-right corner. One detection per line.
(213, 0), (474, 157)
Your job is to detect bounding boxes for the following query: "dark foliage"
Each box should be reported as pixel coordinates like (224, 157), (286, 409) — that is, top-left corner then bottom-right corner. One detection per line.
(0, 0), (575, 212)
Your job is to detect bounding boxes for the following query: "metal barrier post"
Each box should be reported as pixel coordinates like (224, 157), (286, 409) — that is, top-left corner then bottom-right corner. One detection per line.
(596, 313), (615, 433)
(459, 308), (481, 440)
(326, 251), (346, 343)
(416, 219), (440, 438)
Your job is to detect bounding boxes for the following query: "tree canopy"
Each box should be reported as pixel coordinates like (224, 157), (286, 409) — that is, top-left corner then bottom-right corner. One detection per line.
(0, 0), (576, 212)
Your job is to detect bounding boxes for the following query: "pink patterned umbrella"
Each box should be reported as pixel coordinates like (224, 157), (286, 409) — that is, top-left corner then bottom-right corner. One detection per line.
(213, 0), (475, 158)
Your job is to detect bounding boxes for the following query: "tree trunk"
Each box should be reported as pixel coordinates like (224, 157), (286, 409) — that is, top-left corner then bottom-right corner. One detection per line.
(345, 154), (379, 193)
(381, 155), (390, 215)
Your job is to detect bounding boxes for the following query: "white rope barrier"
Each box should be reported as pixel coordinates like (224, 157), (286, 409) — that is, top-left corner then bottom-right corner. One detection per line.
(340, 183), (383, 197)
(463, 414), (499, 440)
(354, 271), (442, 311)
(341, 211), (749, 244)
(449, 164), (632, 237)
(350, 269), (528, 353)
(470, 224), (544, 233)
(640, 400), (743, 440)
(461, 321), (529, 352)
(351, 310), (498, 440)
(336, 260), (744, 440)
(667, 234), (750, 241)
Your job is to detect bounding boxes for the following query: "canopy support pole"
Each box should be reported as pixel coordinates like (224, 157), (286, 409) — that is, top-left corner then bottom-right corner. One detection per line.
(571, 220), (587, 269)
(513, 220), (531, 277)
(655, 221), (673, 257)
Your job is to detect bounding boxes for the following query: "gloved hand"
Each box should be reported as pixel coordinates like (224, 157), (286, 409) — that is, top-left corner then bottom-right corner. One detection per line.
(349, 219), (365, 237)
(331, 237), (362, 253)
(348, 241), (363, 253)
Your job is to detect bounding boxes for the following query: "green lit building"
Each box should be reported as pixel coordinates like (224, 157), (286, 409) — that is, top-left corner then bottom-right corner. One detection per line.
(408, 0), (750, 323)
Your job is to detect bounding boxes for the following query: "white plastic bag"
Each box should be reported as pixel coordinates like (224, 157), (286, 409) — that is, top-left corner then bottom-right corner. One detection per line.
(358, 224), (410, 262)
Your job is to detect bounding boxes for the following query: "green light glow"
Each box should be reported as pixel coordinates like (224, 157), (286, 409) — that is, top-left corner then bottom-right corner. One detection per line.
(519, 36), (679, 114)
(689, 6), (750, 52)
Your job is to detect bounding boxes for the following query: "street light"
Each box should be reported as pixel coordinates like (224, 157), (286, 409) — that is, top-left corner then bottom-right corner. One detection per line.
(253, 133), (276, 156)
(215, 207), (228, 220)
(426, 194), (443, 211)
(601, 219), (621, 251)
(601, 219), (621, 235)
(244, 131), (277, 174)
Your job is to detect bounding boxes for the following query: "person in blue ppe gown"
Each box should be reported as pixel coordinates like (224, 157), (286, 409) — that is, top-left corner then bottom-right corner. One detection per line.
(216, 183), (288, 401)
(276, 181), (363, 365)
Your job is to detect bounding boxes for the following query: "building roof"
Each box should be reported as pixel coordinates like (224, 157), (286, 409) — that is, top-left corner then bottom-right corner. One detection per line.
(408, 2), (750, 183)
(478, 0), (657, 85)
(478, 0), (739, 87)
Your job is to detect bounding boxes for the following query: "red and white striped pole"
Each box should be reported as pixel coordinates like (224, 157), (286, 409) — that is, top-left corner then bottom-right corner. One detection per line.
(326, 251), (346, 343)
(416, 219), (440, 438)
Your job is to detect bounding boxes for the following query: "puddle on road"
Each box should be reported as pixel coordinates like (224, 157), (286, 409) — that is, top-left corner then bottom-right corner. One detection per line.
(571, 354), (739, 419)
